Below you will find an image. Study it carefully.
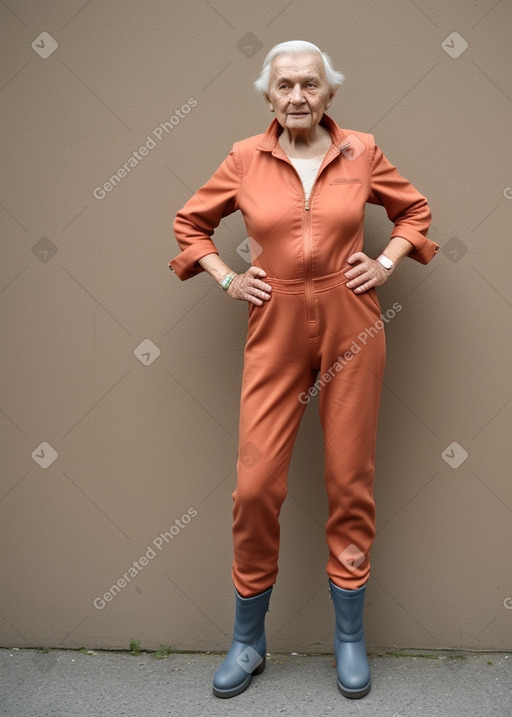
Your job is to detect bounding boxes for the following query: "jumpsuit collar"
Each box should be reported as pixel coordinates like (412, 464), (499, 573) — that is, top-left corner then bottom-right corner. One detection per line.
(256, 113), (349, 154)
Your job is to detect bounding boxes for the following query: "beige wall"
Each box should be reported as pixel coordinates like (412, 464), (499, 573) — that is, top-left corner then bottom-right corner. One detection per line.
(1, 0), (511, 653)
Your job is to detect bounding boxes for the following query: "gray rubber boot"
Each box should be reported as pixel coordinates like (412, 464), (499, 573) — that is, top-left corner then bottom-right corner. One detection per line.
(330, 580), (371, 698)
(212, 586), (272, 698)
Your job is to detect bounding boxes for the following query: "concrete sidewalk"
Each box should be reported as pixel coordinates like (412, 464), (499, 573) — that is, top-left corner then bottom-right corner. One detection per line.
(0, 647), (510, 716)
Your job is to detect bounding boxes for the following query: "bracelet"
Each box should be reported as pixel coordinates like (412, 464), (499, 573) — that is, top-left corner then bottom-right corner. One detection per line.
(220, 272), (236, 291)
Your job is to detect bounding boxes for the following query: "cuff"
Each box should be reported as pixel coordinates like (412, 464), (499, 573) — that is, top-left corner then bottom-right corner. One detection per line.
(391, 231), (439, 265)
(169, 240), (218, 280)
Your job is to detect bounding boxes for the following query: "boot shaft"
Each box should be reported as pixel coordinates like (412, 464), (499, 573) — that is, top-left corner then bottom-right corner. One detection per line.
(330, 580), (366, 643)
(233, 586), (272, 644)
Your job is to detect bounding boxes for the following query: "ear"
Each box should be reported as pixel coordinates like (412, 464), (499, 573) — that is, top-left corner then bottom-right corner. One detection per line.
(265, 94), (274, 112)
(325, 86), (338, 111)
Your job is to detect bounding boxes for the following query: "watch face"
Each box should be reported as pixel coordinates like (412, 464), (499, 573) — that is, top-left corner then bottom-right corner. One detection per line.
(378, 255), (394, 270)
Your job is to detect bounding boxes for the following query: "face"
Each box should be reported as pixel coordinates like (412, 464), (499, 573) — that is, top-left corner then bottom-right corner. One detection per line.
(266, 53), (336, 132)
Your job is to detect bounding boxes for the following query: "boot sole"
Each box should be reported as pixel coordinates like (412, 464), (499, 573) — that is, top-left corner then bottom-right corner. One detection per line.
(212, 658), (266, 699)
(337, 677), (371, 699)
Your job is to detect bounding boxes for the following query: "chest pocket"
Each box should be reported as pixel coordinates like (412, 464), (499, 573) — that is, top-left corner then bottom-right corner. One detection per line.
(329, 178), (363, 185)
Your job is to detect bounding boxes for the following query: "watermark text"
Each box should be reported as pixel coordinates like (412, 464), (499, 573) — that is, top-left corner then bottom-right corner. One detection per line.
(93, 507), (198, 609)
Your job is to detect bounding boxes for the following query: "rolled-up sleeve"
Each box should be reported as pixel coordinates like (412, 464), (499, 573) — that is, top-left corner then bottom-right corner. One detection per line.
(368, 141), (439, 264)
(169, 146), (242, 280)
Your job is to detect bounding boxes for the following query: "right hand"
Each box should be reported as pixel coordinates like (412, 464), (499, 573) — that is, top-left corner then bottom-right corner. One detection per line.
(227, 266), (272, 306)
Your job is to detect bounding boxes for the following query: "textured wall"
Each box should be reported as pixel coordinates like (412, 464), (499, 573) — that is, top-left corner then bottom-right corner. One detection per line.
(1, 0), (511, 652)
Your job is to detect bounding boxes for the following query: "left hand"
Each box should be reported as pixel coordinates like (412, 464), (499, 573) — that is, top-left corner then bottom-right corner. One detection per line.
(344, 252), (393, 294)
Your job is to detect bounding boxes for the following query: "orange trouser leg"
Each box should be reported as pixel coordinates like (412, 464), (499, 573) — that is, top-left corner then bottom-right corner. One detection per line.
(232, 291), (315, 597)
(232, 272), (386, 596)
(316, 284), (386, 589)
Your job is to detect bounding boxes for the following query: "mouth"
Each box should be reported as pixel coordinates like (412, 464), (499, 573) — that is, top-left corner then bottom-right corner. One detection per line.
(288, 112), (309, 117)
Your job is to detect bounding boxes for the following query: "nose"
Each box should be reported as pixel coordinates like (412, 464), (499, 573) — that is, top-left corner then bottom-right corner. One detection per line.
(289, 84), (305, 104)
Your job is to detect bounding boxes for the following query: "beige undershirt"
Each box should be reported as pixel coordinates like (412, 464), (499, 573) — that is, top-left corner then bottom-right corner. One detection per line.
(289, 155), (325, 200)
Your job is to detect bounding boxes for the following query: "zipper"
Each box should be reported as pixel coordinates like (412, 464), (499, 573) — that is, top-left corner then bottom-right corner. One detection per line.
(303, 189), (316, 322)
(274, 146), (341, 321)
(301, 166), (328, 322)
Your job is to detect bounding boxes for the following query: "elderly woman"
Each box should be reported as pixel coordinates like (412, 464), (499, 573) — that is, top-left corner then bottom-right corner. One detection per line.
(169, 40), (439, 700)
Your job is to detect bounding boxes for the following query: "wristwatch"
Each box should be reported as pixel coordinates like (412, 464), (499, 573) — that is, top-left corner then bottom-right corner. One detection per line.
(376, 253), (395, 271)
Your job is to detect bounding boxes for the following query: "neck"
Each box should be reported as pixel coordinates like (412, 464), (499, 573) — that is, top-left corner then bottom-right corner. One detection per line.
(278, 122), (331, 159)
(281, 125), (322, 149)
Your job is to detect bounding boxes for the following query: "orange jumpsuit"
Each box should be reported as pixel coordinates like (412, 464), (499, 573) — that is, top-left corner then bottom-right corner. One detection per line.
(170, 114), (439, 597)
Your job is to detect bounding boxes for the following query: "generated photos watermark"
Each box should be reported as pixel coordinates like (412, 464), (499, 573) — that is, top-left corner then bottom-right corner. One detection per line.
(339, 544), (366, 571)
(93, 507), (198, 610)
(93, 97), (198, 199)
(298, 302), (402, 405)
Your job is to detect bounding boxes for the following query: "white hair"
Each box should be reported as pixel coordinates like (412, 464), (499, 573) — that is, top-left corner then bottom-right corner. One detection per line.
(254, 40), (344, 95)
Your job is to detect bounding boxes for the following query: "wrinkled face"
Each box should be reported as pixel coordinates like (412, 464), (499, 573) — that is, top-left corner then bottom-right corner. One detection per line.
(266, 53), (336, 132)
